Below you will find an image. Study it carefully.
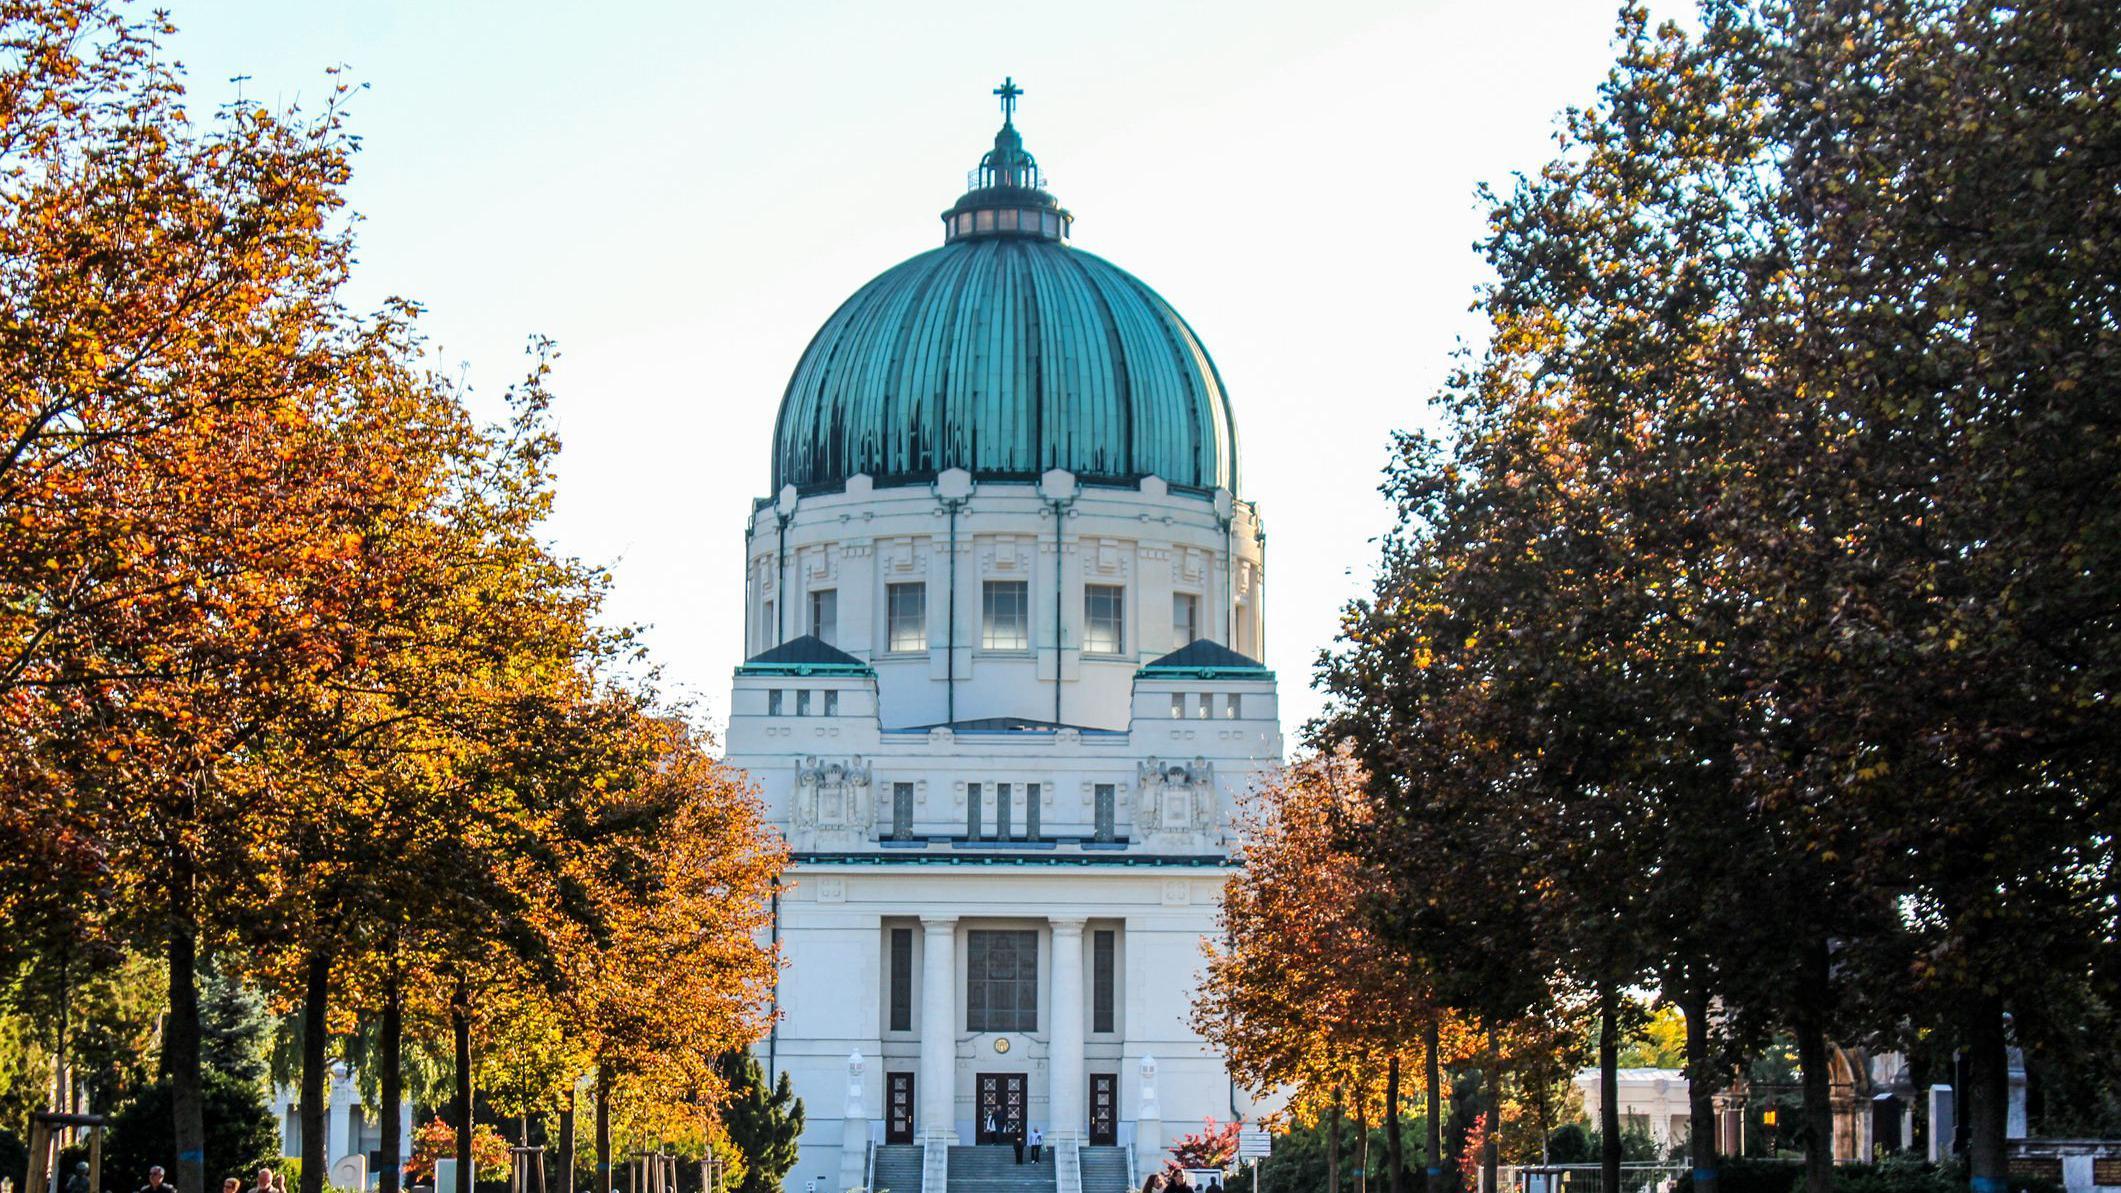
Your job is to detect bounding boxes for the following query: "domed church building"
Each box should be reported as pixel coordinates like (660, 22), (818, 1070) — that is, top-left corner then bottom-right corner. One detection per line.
(727, 82), (1281, 1193)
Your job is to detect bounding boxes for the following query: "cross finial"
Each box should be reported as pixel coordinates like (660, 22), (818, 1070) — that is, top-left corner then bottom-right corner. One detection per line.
(993, 77), (1023, 123)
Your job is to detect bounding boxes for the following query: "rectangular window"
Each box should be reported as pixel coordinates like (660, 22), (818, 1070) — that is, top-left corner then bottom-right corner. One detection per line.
(795, 689), (811, 716)
(966, 929), (1039, 1033)
(1170, 693), (1184, 719)
(762, 599), (776, 648)
(982, 580), (1030, 649)
(767, 689), (783, 717)
(1196, 693), (1211, 720)
(1025, 782), (1040, 840)
(1092, 930), (1116, 1033)
(892, 782), (914, 840)
(967, 782), (981, 839)
(810, 589), (838, 646)
(1224, 693), (1242, 719)
(996, 782), (1012, 840)
(823, 689), (839, 717)
(1093, 783), (1116, 842)
(889, 927), (913, 1032)
(1084, 585), (1125, 654)
(1173, 593), (1199, 649)
(888, 583), (927, 652)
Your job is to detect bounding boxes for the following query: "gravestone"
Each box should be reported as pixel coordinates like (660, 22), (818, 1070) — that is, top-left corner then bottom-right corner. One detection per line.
(1927, 1086), (1954, 1164)
(330, 1157), (368, 1192)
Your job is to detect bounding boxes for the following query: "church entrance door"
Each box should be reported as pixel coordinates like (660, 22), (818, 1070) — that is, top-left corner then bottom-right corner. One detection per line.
(886, 1072), (915, 1143)
(1088, 1074), (1117, 1145)
(975, 1073), (1027, 1144)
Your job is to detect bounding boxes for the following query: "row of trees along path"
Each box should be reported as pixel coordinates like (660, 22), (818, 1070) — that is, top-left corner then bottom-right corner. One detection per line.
(0, 5), (786, 1193)
(1202, 6), (2118, 1193)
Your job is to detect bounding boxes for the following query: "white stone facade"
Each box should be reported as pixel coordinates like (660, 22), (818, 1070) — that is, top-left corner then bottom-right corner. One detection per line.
(726, 466), (1281, 1193)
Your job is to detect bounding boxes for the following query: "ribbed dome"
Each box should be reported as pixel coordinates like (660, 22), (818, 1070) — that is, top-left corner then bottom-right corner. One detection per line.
(772, 84), (1237, 497)
(773, 237), (1237, 495)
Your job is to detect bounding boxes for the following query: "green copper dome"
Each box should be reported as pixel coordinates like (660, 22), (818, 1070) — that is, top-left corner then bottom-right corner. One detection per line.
(772, 82), (1238, 496)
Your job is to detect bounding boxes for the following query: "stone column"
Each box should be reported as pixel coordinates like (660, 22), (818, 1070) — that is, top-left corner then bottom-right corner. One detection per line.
(1048, 918), (1087, 1142)
(839, 1051), (869, 1192)
(920, 916), (958, 1141)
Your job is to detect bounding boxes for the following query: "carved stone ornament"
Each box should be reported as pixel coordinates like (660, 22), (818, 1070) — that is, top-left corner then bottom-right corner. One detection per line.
(794, 755), (872, 829)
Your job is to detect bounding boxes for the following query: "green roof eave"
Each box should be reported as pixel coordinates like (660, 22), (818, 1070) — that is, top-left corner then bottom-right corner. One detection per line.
(734, 662), (875, 678)
(1135, 664), (1275, 681)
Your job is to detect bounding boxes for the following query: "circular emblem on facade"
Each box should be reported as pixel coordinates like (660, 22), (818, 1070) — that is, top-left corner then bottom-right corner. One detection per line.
(994, 1037), (1011, 1054)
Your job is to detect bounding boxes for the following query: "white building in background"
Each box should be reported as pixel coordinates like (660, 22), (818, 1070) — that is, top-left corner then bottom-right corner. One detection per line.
(265, 1065), (415, 1189)
(726, 82), (1283, 1193)
(1574, 1068), (1693, 1153)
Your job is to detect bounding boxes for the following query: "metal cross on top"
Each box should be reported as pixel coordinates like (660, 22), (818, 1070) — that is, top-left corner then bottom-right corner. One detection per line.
(993, 77), (1023, 122)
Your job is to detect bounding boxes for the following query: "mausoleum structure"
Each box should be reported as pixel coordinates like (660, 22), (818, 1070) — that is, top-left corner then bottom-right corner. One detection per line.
(726, 81), (1282, 1193)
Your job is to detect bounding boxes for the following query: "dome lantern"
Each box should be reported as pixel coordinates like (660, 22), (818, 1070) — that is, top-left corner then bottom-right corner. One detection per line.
(941, 78), (1073, 244)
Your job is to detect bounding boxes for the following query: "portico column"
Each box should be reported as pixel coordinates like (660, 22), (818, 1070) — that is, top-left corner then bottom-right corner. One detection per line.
(920, 916), (958, 1141)
(1048, 918), (1087, 1141)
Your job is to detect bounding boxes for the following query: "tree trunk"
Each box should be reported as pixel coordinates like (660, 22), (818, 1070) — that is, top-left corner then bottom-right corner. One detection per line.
(596, 1067), (613, 1193)
(1387, 1055), (1407, 1193)
(381, 970), (404, 1193)
(300, 953), (332, 1193)
(1678, 987), (1719, 1193)
(167, 869), (206, 1193)
(558, 1087), (577, 1193)
(1964, 999), (2009, 1193)
(454, 978), (475, 1193)
(1357, 1094), (1371, 1193)
(1426, 1020), (1444, 1193)
(1789, 934), (1838, 1193)
(1792, 1005), (1832, 1193)
(1482, 1040), (1501, 1193)
(1328, 1096), (1343, 1193)
(1598, 981), (1620, 1193)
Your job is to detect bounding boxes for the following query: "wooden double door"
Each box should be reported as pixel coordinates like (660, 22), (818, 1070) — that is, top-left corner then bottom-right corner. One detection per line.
(975, 1073), (1027, 1143)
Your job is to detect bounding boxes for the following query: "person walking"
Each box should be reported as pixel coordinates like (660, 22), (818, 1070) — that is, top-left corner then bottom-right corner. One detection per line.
(1011, 1123), (1025, 1166)
(1027, 1127), (1043, 1164)
(250, 1170), (274, 1193)
(1140, 1174), (1166, 1193)
(138, 1166), (176, 1193)
(222, 1179), (241, 1193)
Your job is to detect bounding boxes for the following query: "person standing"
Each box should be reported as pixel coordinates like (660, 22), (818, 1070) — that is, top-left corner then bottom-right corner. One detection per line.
(1011, 1124), (1025, 1166)
(138, 1166), (176, 1193)
(250, 1169), (274, 1193)
(1027, 1127), (1043, 1164)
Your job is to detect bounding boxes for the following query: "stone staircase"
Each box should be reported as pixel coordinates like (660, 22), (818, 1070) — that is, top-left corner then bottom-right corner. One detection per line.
(873, 1144), (925, 1193)
(1077, 1147), (1131, 1193)
(948, 1145), (1057, 1193)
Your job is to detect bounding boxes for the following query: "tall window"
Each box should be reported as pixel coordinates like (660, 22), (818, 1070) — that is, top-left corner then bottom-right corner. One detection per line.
(1172, 593), (1199, 649)
(982, 580), (1029, 649)
(1092, 930), (1116, 1033)
(966, 782), (982, 839)
(887, 583), (927, 652)
(795, 689), (811, 716)
(1025, 782), (1041, 840)
(823, 689), (839, 717)
(1093, 783), (1116, 842)
(996, 782), (1013, 840)
(889, 927), (913, 1032)
(767, 689), (783, 717)
(1224, 693), (1241, 719)
(761, 599), (776, 648)
(966, 929), (1038, 1033)
(810, 588), (838, 646)
(892, 782), (914, 840)
(1084, 585), (1124, 654)
(1170, 693), (1184, 719)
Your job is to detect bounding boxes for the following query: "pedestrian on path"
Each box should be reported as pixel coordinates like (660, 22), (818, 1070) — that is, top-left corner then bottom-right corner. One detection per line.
(138, 1166), (175, 1193)
(1011, 1125), (1025, 1165)
(1028, 1127), (1043, 1163)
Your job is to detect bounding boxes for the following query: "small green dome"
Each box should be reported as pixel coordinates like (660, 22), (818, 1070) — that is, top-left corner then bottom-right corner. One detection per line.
(772, 83), (1238, 496)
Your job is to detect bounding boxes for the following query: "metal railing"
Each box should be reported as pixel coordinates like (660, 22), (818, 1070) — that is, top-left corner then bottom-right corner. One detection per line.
(1498, 1164), (1691, 1193)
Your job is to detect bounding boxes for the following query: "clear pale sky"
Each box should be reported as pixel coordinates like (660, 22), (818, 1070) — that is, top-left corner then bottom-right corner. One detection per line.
(168, 0), (1663, 740)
